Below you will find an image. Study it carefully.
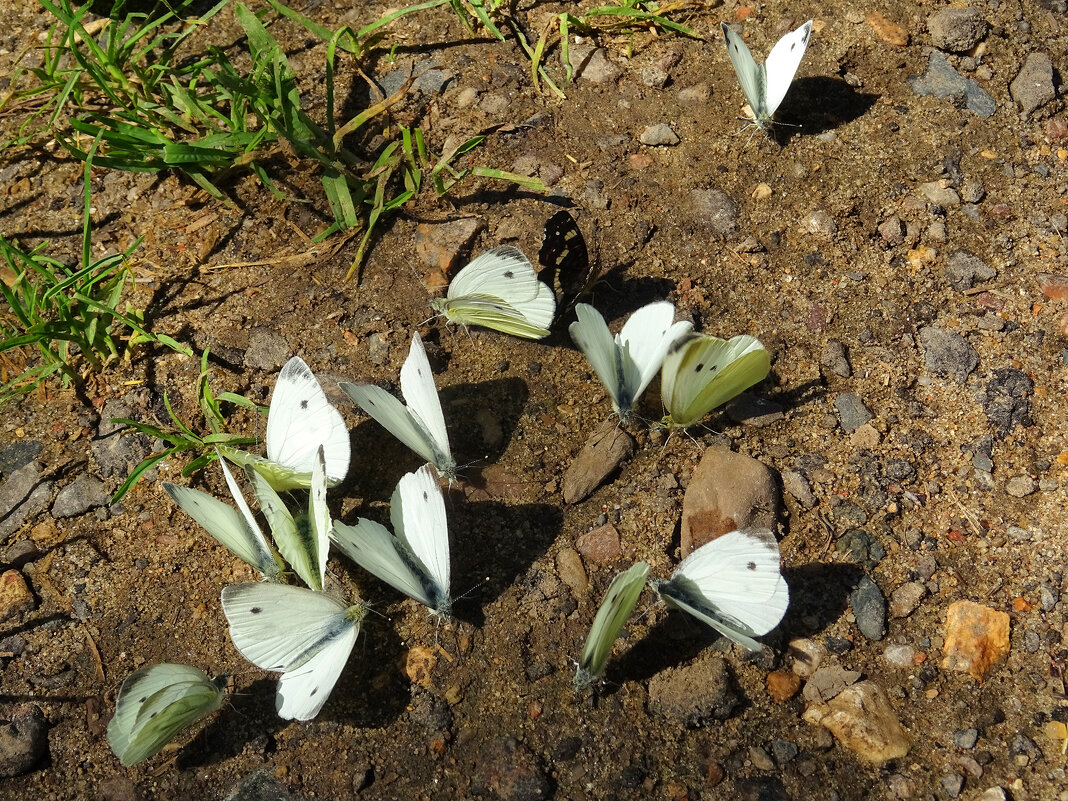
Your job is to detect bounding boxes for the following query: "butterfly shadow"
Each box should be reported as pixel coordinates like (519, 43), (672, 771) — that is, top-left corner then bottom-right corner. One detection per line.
(448, 500), (564, 627)
(180, 678), (290, 768)
(773, 76), (880, 143)
(779, 561), (866, 641)
(607, 611), (768, 696)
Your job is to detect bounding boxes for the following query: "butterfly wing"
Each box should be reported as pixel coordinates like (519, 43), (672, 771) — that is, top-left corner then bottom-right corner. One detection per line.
(274, 610), (363, 720)
(616, 302), (693, 412)
(399, 334), (455, 476)
(654, 528), (788, 650)
(539, 211), (596, 314)
(721, 22), (768, 121)
(439, 247), (555, 338)
(107, 664), (227, 766)
(247, 467), (322, 591)
(221, 583), (359, 672)
(662, 333), (770, 428)
(163, 458), (282, 580)
(392, 464), (451, 616)
(762, 20), (812, 117)
(569, 303), (624, 412)
(263, 357), (350, 489)
(575, 561), (650, 689)
(448, 246), (540, 300)
(340, 382), (438, 467)
(331, 518), (438, 610)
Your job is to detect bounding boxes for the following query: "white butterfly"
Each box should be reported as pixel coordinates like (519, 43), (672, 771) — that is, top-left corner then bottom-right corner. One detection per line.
(220, 583), (367, 721)
(219, 356), (350, 492)
(660, 332), (770, 429)
(331, 464), (451, 618)
(569, 302), (693, 422)
(575, 561), (650, 690)
(721, 20), (813, 132)
(163, 453), (285, 581)
(650, 528), (789, 651)
(107, 663), (227, 766)
(340, 333), (455, 479)
(431, 246), (556, 339)
(244, 446), (330, 591)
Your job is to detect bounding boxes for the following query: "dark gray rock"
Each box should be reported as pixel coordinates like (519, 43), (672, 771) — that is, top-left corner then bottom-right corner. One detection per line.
(928, 8), (988, 52)
(471, 737), (552, 801)
(1010, 53), (1056, 116)
(0, 705), (48, 777)
(225, 770), (296, 801)
(688, 188), (739, 238)
(834, 393), (873, 431)
(850, 575), (887, 641)
(941, 772), (965, 798)
(945, 250), (996, 292)
(821, 339), (851, 378)
(771, 739), (799, 765)
(0, 442), (42, 479)
(52, 474), (108, 519)
(93, 399), (153, 479)
(0, 462), (53, 539)
(836, 529), (885, 569)
(918, 326), (978, 384)
(976, 368), (1033, 437)
(909, 52), (995, 118)
(647, 653), (739, 726)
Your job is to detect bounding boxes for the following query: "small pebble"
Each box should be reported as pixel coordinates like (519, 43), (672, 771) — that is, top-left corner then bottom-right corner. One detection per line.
(1005, 476), (1036, 497)
(883, 644), (916, 668)
(638, 123), (679, 146)
(954, 728), (979, 749)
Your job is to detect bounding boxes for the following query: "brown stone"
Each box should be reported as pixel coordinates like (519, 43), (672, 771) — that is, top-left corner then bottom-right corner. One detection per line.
(942, 600), (1010, 680)
(404, 646), (438, 688)
(562, 420), (635, 504)
(555, 548), (588, 595)
(0, 571), (35, 622)
(766, 670), (802, 702)
(680, 448), (781, 554)
(575, 524), (620, 565)
(866, 11), (908, 46)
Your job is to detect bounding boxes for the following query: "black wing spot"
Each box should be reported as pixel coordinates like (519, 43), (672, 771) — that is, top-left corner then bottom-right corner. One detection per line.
(150, 712), (158, 718)
(747, 561), (757, 571)
(250, 606), (262, 614)
(309, 687), (318, 697)
(695, 362), (705, 372)
(138, 695), (148, 703)
(422, 491), (429, 501)
(300, 399), (309, 410)
(503, 270), (515, 279)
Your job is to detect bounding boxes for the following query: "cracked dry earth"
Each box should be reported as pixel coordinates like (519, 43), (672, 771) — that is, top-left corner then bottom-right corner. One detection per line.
(2, 1), (1068, 800)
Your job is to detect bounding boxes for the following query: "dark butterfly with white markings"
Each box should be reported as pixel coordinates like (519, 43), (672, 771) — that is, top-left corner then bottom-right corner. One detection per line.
(538, 210), (599, 318)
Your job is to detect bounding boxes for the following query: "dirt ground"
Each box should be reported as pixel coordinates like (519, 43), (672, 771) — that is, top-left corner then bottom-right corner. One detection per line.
(2, 1), (1068, 799)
